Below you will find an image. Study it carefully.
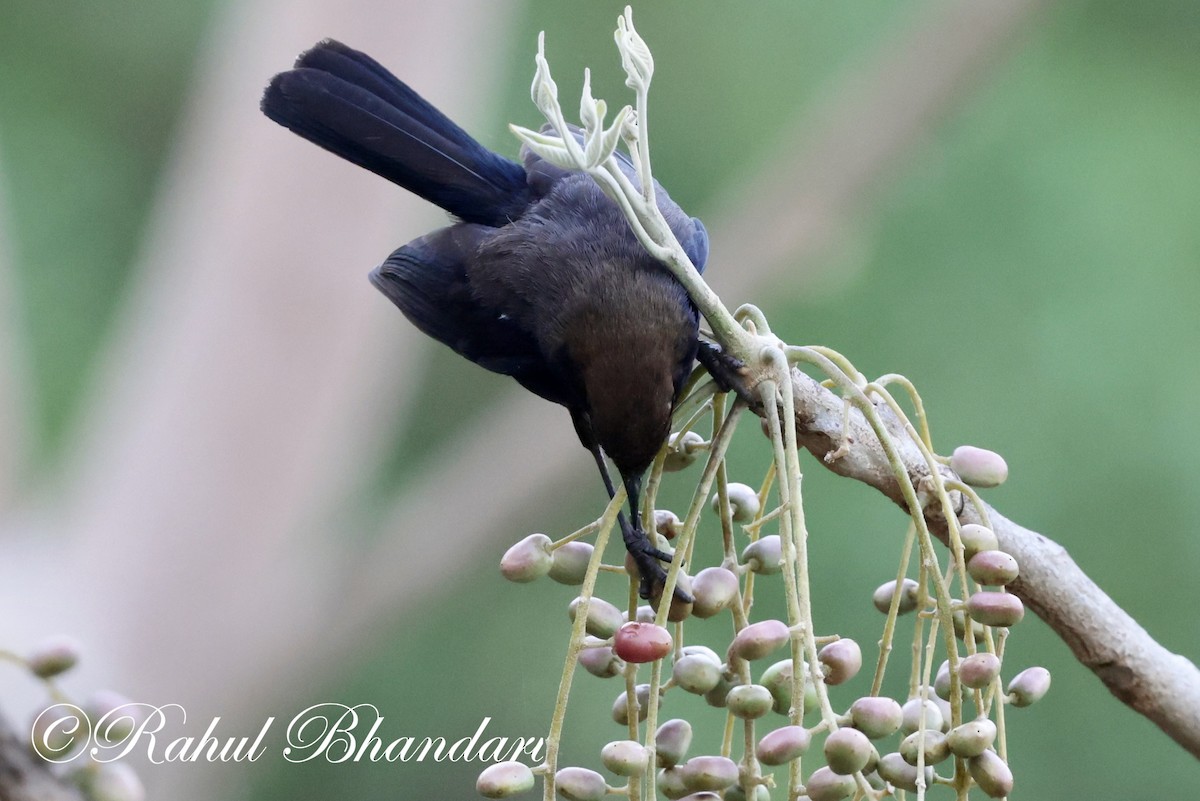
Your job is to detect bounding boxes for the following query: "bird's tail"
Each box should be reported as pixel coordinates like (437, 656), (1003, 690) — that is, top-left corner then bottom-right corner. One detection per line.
(261, 39), (531, 227)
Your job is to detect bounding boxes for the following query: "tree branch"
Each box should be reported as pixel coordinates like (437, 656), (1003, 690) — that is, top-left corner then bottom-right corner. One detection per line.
(729, 362), (1200, 758)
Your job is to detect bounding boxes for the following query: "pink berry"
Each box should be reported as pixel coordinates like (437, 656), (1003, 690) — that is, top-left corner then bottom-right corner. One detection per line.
(730, 619), (790, 662)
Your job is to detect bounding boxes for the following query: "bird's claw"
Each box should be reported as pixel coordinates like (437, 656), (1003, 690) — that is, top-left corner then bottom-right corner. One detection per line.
(629, 538), (693, 603)
(696, 339), (747, 395)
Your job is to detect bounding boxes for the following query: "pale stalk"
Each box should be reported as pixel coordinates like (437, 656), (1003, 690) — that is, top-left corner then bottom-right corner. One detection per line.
(542, 489), (624, 801)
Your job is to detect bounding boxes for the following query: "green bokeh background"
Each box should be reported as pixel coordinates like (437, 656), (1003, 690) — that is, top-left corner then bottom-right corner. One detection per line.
(2, 0), (1197, 797)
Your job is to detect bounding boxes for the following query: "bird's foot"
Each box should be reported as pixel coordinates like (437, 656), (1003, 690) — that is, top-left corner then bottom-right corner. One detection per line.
(623, 521), (693, 602)
(696, 339), (748, 395)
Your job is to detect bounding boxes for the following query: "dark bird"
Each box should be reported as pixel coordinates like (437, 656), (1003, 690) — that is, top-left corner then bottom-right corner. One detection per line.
(260, 39), (709, 597)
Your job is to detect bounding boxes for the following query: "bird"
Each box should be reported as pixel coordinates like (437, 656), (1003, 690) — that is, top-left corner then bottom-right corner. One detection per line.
(260, 39), (710, 598)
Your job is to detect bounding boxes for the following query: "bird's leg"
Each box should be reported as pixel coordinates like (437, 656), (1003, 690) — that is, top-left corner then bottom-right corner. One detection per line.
(585, 445), (674, 599)
(585, 442), (629, 533)
(621, 471), (693, 603)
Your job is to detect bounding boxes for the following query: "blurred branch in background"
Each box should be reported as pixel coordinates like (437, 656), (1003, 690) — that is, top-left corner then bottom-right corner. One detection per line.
(0, 156), (32, 515)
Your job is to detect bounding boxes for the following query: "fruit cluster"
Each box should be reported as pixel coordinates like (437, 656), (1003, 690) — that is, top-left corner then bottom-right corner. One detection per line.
(486, 414), (1047, 801)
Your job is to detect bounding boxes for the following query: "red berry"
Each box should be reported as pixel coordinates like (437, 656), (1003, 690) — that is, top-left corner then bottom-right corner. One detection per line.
(613, 622), (672, 663)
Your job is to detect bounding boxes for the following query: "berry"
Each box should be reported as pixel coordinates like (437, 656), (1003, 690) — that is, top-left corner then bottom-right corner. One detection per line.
(555, 767), (607, 801)
(476, 761), (535, 798)
(946, 718), (997, 758)
(1007, 666), (1052, 707)
(27, 636), (82, 679)
(681, 756), (739, 792)
(950, 445), (1008, 488)
(818, 639), (862, 685)
(549, 542), (594, 584)
(967, 550), (1019, 586)
(967, 591), (1025, 628)
(691, 567), (740, 618)
(848, 696), (903, 739)
(713, 483), (761, 522)
(756, 725), (811, 766)
(601, 740), (649, 776)
(725, 684), (774, 719)
(741, 536), (783, 575)
(729, 619), (790, 661)
(968, 750), (1014, 798)
(823, 727), (873, 775)
(871, 579), (919, 615)
(960, 652), (1001, 689)
(613, 622), (672, 663)
(655, 719), (693, 768)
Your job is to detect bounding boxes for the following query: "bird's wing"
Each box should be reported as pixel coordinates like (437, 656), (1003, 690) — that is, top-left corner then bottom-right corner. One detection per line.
(370, 224), (571, 406)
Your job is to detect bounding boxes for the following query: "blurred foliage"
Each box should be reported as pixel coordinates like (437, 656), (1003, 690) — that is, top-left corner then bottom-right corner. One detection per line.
(0, 0), (214, 462)
(1, 0), (1198, 798)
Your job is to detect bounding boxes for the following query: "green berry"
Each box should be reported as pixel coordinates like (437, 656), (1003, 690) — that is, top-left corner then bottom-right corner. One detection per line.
(804, 766), (856, 801)
(875, 752), (933, 793)
(476, 761), (535, 798)
(968, 750), (1014, 798)
(657, 767), (690, 799)
(900, 698), (944, 735)
(691, 567), (740, 618)
(612, 684), (654, 725)
(899, 729), (950, 766)
(713, 483), (760, 522)
(741, 536), (783, 575)
(934, 660), (953, 700)
(27, 636), (82, 679)
(872, 579), (919, 615)
(673, 653), (723, 695)
(681, 756), (739, 792)
(664, 431), (706, 472)
(549, 542), (594, 584)
(957, 524), (999, 556)
(601, 740), (649, 776)
(725, 684), (773, 719)
(655, 509), (684, 539)
(946, 718), (997, 758)
(849, 696), (903, 739)
(650, 572), (694, 622)
(579, 642), (625, 679)
(1007, 666), (1051, 707)
(823, 727), (873, 775)
(568, 596), (625, 639)
(555, 767), (607, 801)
